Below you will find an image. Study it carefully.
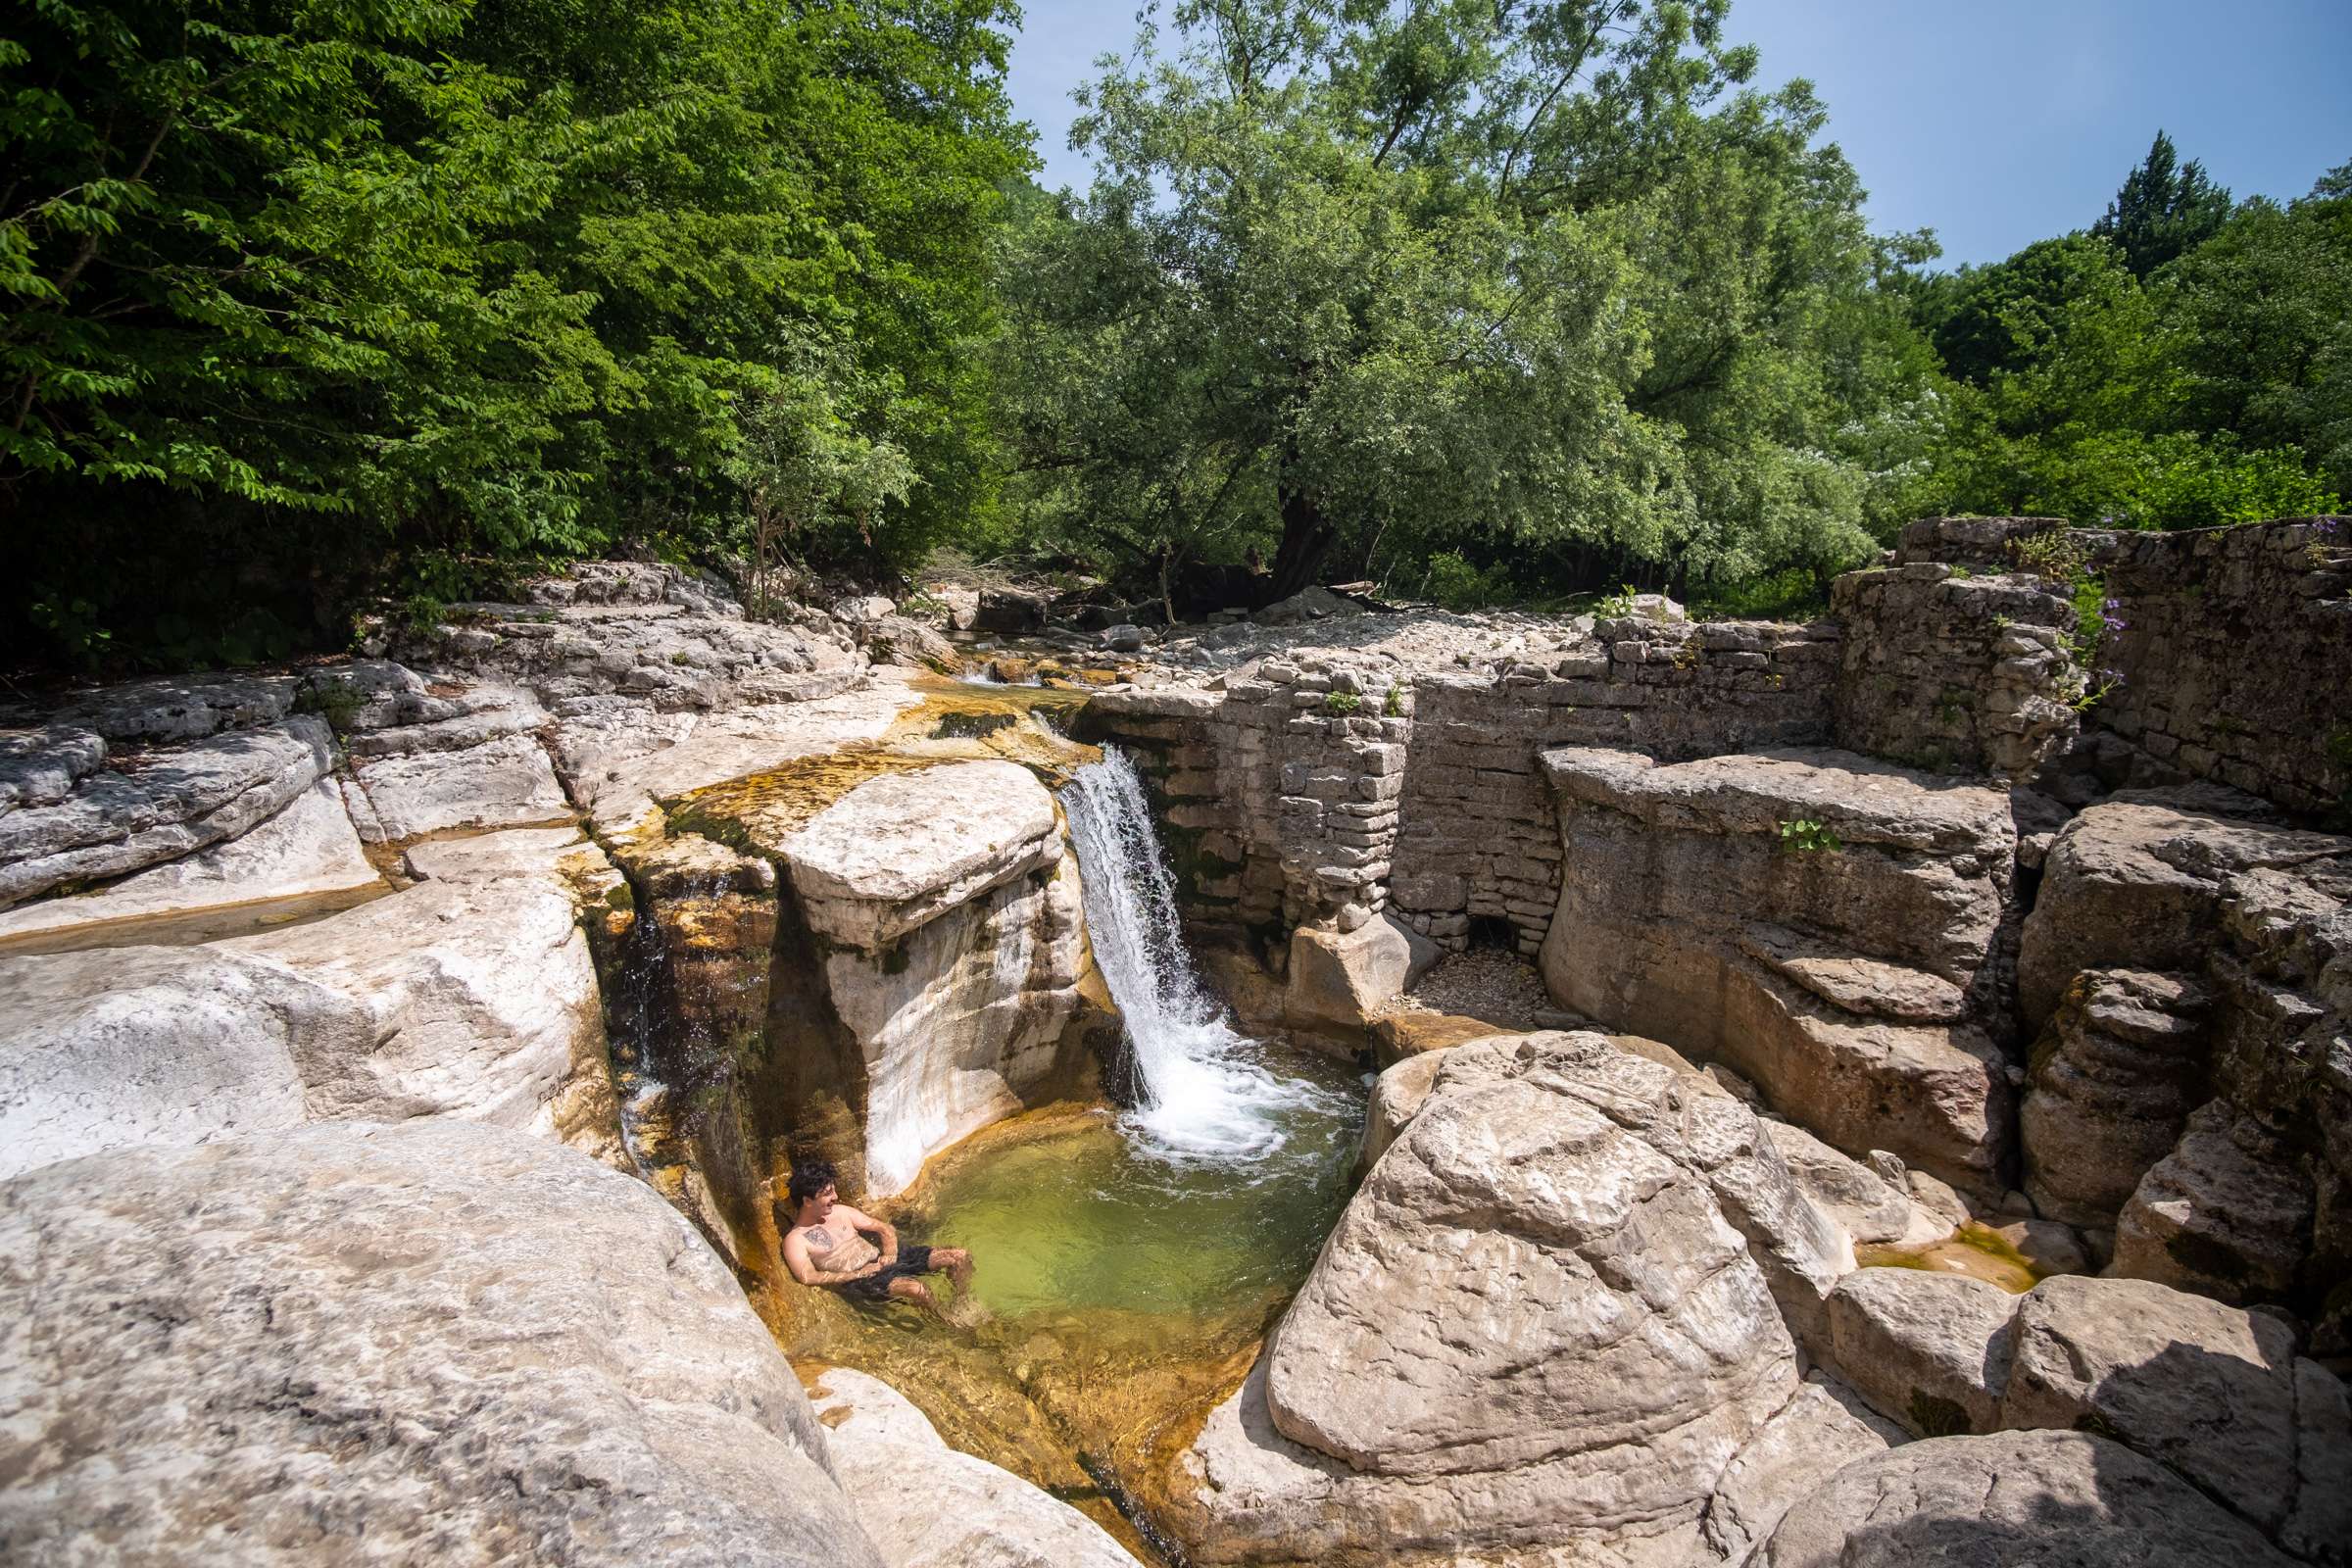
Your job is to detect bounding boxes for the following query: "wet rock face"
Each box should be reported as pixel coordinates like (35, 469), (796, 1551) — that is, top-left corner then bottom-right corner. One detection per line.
(1538, 745), (2018, 1190)
(0, 1119), (882, 1568)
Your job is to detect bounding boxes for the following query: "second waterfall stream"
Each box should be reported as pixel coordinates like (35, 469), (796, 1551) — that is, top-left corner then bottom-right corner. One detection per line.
(1058, 745), (1347, 1163)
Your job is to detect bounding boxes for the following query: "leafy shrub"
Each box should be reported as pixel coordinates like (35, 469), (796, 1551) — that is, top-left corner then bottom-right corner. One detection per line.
(1324, 690), (1363, 715)
(1778, 818), (1842, 853)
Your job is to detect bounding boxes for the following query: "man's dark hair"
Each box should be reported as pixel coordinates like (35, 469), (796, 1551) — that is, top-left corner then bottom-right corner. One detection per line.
(786, 1159), (839, 1212)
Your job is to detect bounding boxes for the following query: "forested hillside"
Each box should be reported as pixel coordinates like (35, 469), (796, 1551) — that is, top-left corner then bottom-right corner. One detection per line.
(4, 0), (2345, 669)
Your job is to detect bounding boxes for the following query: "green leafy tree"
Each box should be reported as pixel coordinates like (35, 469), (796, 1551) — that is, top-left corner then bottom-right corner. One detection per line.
(2158, 172), (2352, 495)
(996, 0), (1897, 606)
(0, 0), (1024, 668)
(2092, 129), (2233, 279)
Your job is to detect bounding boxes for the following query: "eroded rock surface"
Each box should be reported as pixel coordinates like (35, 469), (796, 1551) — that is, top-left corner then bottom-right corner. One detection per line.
(2018, 794), (2347, 1029)
(0, 1120), (882, 1568)
(0, 777), (381, 952)
(1174, 1032), (1809, 1563)
(1759, 1431), (2297, 1568)
(1539, 746), (2017, 1188)
(0, 715), (332, 906)
(2020, 967), (2210, 1225)
(0, 826), (625, 1182)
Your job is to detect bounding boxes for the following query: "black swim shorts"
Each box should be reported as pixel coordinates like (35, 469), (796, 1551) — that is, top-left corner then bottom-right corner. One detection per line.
(831, 1244), (933, 1302)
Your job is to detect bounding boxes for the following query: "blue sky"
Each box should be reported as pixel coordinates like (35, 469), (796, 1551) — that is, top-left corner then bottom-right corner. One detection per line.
(1003, 0), (2352, 268)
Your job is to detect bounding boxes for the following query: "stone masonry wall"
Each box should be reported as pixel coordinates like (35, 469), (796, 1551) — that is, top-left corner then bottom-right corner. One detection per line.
(1893, 514), (2352, 817)
(1079, 662), (1415, 941)
(2094, 519), (2351, 816)
(1828, 564), (2081, 780)
(1387, 617), (1838, 955)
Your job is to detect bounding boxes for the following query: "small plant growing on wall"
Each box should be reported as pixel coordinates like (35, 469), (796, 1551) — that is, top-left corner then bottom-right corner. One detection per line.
(1325, 690), (1362, 715)
(1778, 818), (1841, 854)
(1383, 685), (1403, 717)
(1593, 583), (1640, 619)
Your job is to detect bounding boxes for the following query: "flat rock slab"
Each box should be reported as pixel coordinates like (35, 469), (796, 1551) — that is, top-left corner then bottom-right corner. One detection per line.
(808, 1368), (1139, 1568)
(47, 670), (299, 742)
(1541, 745), (2015, 858)
(782, 761), (1061, 949)
(0, 778), (381, 954)
(1760, 1431), (2297, 1567)
(0, 1120), (881, 1568)
(345, 731), (572, 843)
(0, 716), (333, 906)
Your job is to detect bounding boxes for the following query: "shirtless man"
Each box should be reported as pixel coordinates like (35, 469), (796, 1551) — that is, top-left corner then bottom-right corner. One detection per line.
(779, 1158), (974, 1317)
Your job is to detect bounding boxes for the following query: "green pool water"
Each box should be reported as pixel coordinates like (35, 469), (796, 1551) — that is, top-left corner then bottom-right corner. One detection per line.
(924, 1049), (1367, 1323)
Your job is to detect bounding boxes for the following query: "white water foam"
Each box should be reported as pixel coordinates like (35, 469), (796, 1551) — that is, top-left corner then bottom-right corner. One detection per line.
(1060, 747), (1343, 1164)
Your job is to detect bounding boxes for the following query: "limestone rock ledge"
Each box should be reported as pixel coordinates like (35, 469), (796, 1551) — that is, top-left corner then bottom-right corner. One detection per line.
(0, 1120), (887, 1567)
(1537, 745), (2017, 1189)
(0, 826), (626, 1183)
(619, 760), (1097, 1213)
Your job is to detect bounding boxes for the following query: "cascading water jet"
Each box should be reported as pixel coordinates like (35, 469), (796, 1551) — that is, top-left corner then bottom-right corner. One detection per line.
(1059, 746), (1344, 1165)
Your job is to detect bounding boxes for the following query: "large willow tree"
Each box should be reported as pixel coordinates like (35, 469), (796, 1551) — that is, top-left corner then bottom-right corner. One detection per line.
(996, 0), (1922, 604)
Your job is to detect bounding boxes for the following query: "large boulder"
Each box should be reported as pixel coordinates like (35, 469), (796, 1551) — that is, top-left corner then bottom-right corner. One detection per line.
(1824, 1267), (2019, 1438)
(2020, 968), (2211, 1225)
(1539, 746), (2017, 1189)
(1759, 1431), (2298, 1568)
(0, 1120), (884, 1567)
(2000, 1274), (2350, 1559)
(1700, 1374), (1904, 1565)
(0, 715), (333, 906)
(0, 777), (381, 953)
(2017, 794), (2348, 1030)
(1170, 1033), (1804, 1562)
(2113, 1101), (2315, 1303)
(1283, 913), (1438, 1033)
(1820, 1265), (2350, 1559)
(807, 1368), (1138, 1568)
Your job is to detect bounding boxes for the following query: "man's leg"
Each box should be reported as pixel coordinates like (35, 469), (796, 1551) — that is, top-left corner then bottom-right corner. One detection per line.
(931, 1247), (974, 1290)
(886, 1276), (945, 1318)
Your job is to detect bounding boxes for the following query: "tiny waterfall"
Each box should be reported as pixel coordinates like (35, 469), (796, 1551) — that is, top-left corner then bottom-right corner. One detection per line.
(1060, 746), (1342, 1163)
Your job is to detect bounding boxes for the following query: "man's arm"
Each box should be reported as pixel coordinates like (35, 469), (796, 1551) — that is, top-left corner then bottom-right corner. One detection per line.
(781, 1228), (883, 1288)
(838, 1204), (898, 1264)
